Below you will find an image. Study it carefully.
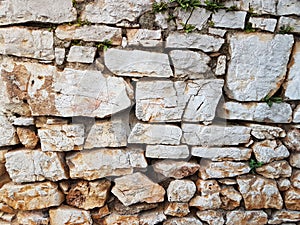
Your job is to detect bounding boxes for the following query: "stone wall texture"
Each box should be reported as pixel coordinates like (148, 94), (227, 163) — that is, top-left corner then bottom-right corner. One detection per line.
(0, 0), (299, 224)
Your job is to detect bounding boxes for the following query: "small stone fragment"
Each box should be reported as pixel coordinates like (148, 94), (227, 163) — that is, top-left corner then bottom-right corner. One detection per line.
(225, 210), (268, 225)
(139, 208), (167, 225)
(192, 147), (251, 161)
(0, 115), (19, 147)
(190, 194), (222, 211)
(283, 128), (300, 151)
(164, 202), (190, 217)
(17, 211), (49, 225)
(127, 29), (162, 47)
(256, 160), (292, 179)
(208, 28), (227, 37)
(284, 187), (300, 210)
(249, 124), (286, 140)
(277, 178), (291, 192)
(49, 205), (92, 225)
(54, 48), (65, 65)
(16, 127), (38, 149)
(11, 117), (34, 126)
(67, 46), (96, 63)
(163, 217), (203, 225)
(290, 152), (300, 168)
(167, 180), (196, 202)
(269, 210), (300, 224)
(197, 210), (225, 225)
(91, 205), (110, 223)
(146, 145), (189, 159)
(175, 8), (211, 30)
(220, 186), (242, 210)
(212, 10), (247, 29)
(249, 17), (277, 32)
(215, 55), (226, 76)
(111, 172), (165, 206)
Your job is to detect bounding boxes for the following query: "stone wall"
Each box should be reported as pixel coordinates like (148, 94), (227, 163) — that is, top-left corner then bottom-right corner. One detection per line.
(0, 0), (299, 224)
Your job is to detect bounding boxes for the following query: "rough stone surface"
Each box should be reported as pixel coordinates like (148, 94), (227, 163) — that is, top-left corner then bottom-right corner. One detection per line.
(237, 175), (283, 210)
(111, 172), (165, 206)
(212, 10), (247, 29)
(283, 128), (300, 151)
(0, 115), (19, 147)
(294, 105), (300, 123)
(166, 33), (225, 52)
(208, 28), (227, 37)
(139, 208), (167, 225)
(190, 194), (222, 211)
(215, 55), (226, 76)
(105, 49), (173, 78)
(291, 170), (300, 189)
(153, 160), (200, 179)
(269, 210), (300, 224)
(97, 213), (139, 225)
(277, 178), (291, 192)
(226, 210), (268, 225)
(290, 152), (300, 168)
(175, 8), (211, 30)
(249, 17), (277, 32)
(114, 200), (157, 215)
(164, 203), (190, 217)
(252, 140), (290, 163)
(284, 187), (300, 210)
(135, 79), (223, 122)
(225, 33), (294, 101)
(278, 17), (300, 34)
(196, 210), (225, 225)
(249, 124), (286, 140)
(49, 205), (92, 225)
(17, 211), (49, 225)
(127, 29), (162, 47)
(0, 0), (76, 25)
(0, 150), (7, 177)
(38, 124), (85, 151)
(256, 160), (292, 179)
(146, 145), (189, 159)
(128, 123), (182, 145)
(66, 148), (147, 180)
(0, 27), (54, 60)
(16, 127), (38, 149)
(167, 180), (196, 202)
(192, 147), (251, 161)
(163, 217), (203, 225)
(55, 48), (65, 65)
(0, 181), (64, 210)
(220, 186), (242, 210)
(81, 0), (152, 24)
(182, 124), (251, 146)
(277, 0), (300, 16)
(67, 46), (96, 63)
(5, 149), (68, 183)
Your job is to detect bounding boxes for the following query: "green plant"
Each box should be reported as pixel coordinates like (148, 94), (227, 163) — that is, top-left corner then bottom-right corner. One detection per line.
(71, 40), (81, 46)
(170, 0), (201, 10)
(97, 39), (112, 51)
(152, 2), (169, 13)
(207, 20), (215, 27)
(245, 22), (255, 32)
(249, 159), (263, 174)
(72, 0), (77, 7)
(76, 18), (91, 27)
(204, 0), (224, 13)
(226, 5), (238, 11)
(262, 94), (283, 107)
(48, 25), (57, 32)
(181, 23), (195, 33)
(279, 25), (294, 34)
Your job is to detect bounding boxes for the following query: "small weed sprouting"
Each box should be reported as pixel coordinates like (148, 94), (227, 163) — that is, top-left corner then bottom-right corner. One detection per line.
(97, 39), (113, 51)
(204, 0), (224, 13)
(48, 25), (57, 32)
(72, 0), (77, 7)
(226, 5), (238, 12)
(279, 25), (294, 34)
(207, 20), (215, 27)
(249, 159), (263, 174)
(76, 18), (91, 27)
(152, 2), (169, 13)
(181, 23), (196, 33)
(71, 40), (81, 46)
(170, 0), (201, 11)
(245, 22), (255, 33)
(262, 94), (283, 107)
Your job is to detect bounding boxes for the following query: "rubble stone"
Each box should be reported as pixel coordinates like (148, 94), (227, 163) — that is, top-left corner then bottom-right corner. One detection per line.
(164, 203), (190, 217)
(197, 210), (224, 225)
(16, 127), (38, 149)
(146, 145), (189, 159)
(225, 210), (268, 225)
(192, 147), (251, 161)
(256, 160), (292, 179)
(67, 46), (96, 63)
(167, 180), (196, 202)
(212, 10), (247, 29)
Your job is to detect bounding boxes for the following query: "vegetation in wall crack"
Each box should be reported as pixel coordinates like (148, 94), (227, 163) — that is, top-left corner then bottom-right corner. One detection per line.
(76, 18), (91, 27)
(152, 2), (169, 13)
(279, 25), (294, 34)
(170, 0), (201, 11)
(181, 23), (196, 33)
(204, 0), (224, 13)
(262, 94), (283, 107)
(249, 159), (263, 174)
(207, 20), (215, 27)
(245, 22), (255, 33)
(226, 5), (239, 12)
(97, 39), (112, 51)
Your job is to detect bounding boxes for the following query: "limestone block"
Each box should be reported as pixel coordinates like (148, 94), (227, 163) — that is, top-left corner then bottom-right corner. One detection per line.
(189, 194), (222, 210)
(256, 160), (292, 179)
(139, 208), (167, 225)
(196, 210), (224, 225)
(208, 28), (227, 37)
(127, 29), (162, 47)
(167, 180), (196, 202)
(215, 55), (226, 76)
(0, 115), (19, 147)
(212, 10), (247, 29)
(17, 211), (49, 225)
(277, 0), (300, 16)
(283, 128), (300, 151)
(175, 8), (211, 30)
(269, 210), (300, 224)
(97, 213), (139, 225)
(54, 48), (65, 65)
(146, 145), (189, 159)
(249, 17), (277, 32)
(284, 187), (300, 210)
(277, 178), (291, 192)
(249, 124), (286, 140)
(220, 186), (242, 210)
(67, 46), (96, 63)
(225, 210), (268, 225)
(278, 17), (300, 34)
(294, 105), (300, 123)
(114, 200), (157, 215)
(164, 203), (190, 217)
(290, 152), (300, 168)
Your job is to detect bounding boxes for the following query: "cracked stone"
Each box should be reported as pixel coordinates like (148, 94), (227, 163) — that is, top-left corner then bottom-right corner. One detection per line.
(146, 145), (189, 159)
(175, 8), (211, 30)
(67, 46), (96, 64)
(225, 210), (268, 225)
(164, 203), (190, 217)
(196, 210), (224, 225)
(167, 180), (196, 202)
(114, 200), (158, 215)
(249, 17), (277, 32)
(256, 160), (292, 179)
(16, 127), (38, 149)
(223, 0), (276, 15)
(127, 29), (162, 47)
(212, 10), (247, 29)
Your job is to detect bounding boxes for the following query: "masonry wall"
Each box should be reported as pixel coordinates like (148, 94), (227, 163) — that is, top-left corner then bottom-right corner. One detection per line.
(0, 0), (300, 224)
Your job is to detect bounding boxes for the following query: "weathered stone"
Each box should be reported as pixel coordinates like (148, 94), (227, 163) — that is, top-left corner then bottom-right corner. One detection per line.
(212, 10), (246, 29)
(54, 48), (65, 65)
(127, 29), (162, 47)
(225, 210), (268, 225)
(182, 124), (251, 146)
(17, 211), (49, 225)
(218, 178), (237, 185)
(49, 205), (92, 225)
(249, 17), (277, 32)
(5, 149), (68, 183)
(277, 0), (300, 16)
(84, 117), (129, 149)
(277, 178), (291, 192)
(192, 147), (251, 161)
(269, 210), (300, 224)
(197, 210), (224, 225)
(81, 0), (152, 24)
(55, 25), (122, 44)
(97, 213), (139, 225)
(155, 12), (169, 30)
(222, 0), (276, 14)
(128, 123), (182, 145)
(291, 170), (300, 189)
(175, 8), (211, 30)
(215, 55), (226, 76)
(225, 33), (294, 101)
(237, 175), (283, 210)
(278, 17), (300, 34)
(0, 27), (54, 60)
(294, 105), (300, 123)
(140, 208), (167, 225)
(190, 194), (222, 210)
(284, 42), (300, 99)
(0, 150), (7, 177)
(167, 180), (196, 202)
(66, 148), (147, 180)
(290, 152), (300, 168)
(0, 181), (64, 210)
(66, 180), (111, 210)
(136, 79), (223, 123)
(11, 117), (34, 126)
(256, 160), (292, 179)
(163, 217), (203, 225)
(196, 179), (221, 195)
(284, 187), (300, 210)
(114, 200), (157, 215)
(199, 159), (250, 180)
(249, 124), (286, 140)
(166, 32), (225, 52)
(164, 202), (190, 217)
(220, 186), (242, 210)
(16, 127), (38, 149)
(170, 50), (210, 78)
(0, 212), (15, 222)
(283, 128), (300, 151)
(105, 49), (172, 78)
(38, 124), (84, 151)
(0, 0), (76, 25)
(219, 102), (293, 123)
(252, 140), (290, 163)
(153, 160), (200, 179)
(111, 172), (165, 206)
(90, 205), (110, 223)
(0, 202), (14, 214)
(146, 145), (189, 159)
(0, 115), (19, 147)
(67, 46), (96, 63)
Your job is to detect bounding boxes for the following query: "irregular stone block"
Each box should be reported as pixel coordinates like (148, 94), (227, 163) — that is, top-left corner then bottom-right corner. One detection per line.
(225, 210), (268, 225)
(136, 79), (223, 122)
(66, 180), (111, 210)
(252, 140), (290, 163)
(164, 203), (190, 217)
(192, 147), (251, 161)
(81, 0), (152, 24)
(17, 211), (49, 225)
(290, 152), (300, 168)
(215, 55), (226, 76)
(54, 48), (65, 65)
(212, 10), (246, 29)
(16, 127), (38, 149)
(0, 27), (54, 60)
(294, 105), (300, 123)
(0, 0), (76, 25)
(278, 16), (300, 34)
(146, 145), (189, 159)
(219, 102), (293, 123)
(223, 0), (276, 14)
(112, 172), (165, 206)
(284, 187), (300, 210)
(196, 210), (224, 225)
(139, 208), (167, 225)
(153, 160), (200, 179)
(128, 123), (182, 145)
(166, 32), (225, 52)
(163, 217), (203, 225)
(283, 128), (300, 151)
(182, 124), (251, 146)
(277, 178), (291, 192)
(167, 180), (196, 202)
(49, 205), (92, 225)
(190, 194), (222, 210)
(5, 149), (68, 183)
(38, 124), (84, 151)
(269, 210), (300, 224)
(237, 175), (283, 210)
(249, 17), (277, 32)
(220, 186), (242, 210)
(225, 33), (294, 101)
(114, 200), (157, 215)
(291, 170), (300, 189)
(97, 213), (139, 225)
(0, 115), (19, 147)
(11, 117), (34, 126)
(175, 8), (211, 30)
(0, 181), (64, 210)
(208, 28), (227, 37)
(67, 46), (96, 63)
(277, 0), (300, 16)
(256, 160), (292, 179)
(249, 124), (286, 140)
(196, 179), (220, 195)
(66, 148), (147, 180)
(199, 159), (250, 180)
(127, 29), (162, 47)
(55, 25), (122, 44)
(104, 49), (173, 78)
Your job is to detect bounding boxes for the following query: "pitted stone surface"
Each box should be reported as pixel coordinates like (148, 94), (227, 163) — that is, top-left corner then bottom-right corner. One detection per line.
(249, 124), (286, 140)
(196, 210), (224, 225)
(220, 186), (242, 210)
(283, 128), (300, 151)
(256, 160), (292, 179)
(17, 211), (49, 225)
(164, 202), (190, 217)
(212, 10), (246, 29)
(284, 187), (300, 210)
(167, 180), (196, 202)
(16, 127), (38, 149)
(0, 115), (19, 147)
(277, 0), (300, 16)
